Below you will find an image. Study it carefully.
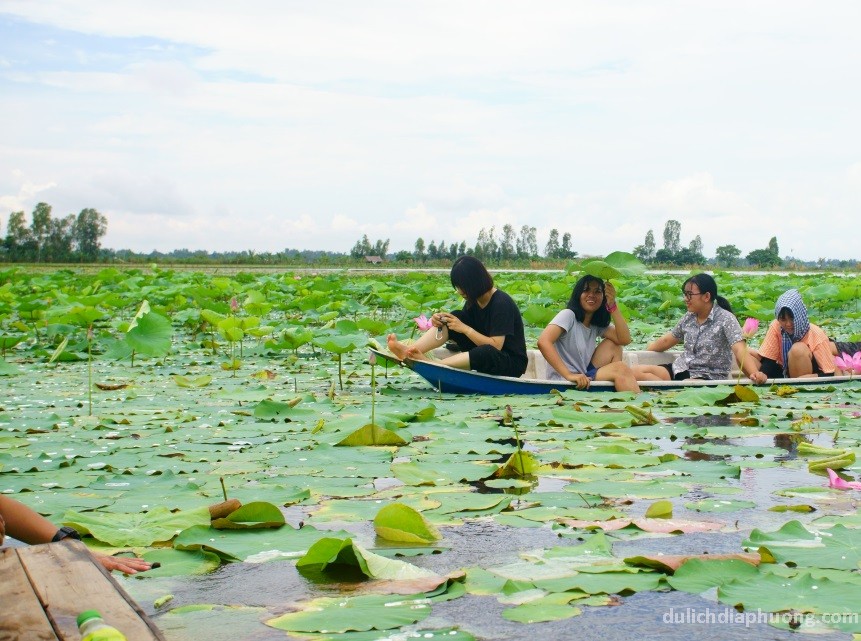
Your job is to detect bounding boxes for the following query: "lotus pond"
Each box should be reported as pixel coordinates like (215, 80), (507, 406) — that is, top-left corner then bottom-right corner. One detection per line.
(2, 265), (861, 640)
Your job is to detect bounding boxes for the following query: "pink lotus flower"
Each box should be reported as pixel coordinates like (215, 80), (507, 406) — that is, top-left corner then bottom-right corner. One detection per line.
(827, 468), (861, 490)
(414, 314), (433, 332)
(741, 317), (759, 340)
(834, 351), (861, 374)
(229, 296), (239, 312)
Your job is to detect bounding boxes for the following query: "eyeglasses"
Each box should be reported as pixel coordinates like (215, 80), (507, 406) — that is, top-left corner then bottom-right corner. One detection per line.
(682, 290), (704, 300)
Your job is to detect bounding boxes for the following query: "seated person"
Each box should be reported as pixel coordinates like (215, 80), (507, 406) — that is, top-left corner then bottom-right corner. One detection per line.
(631, 273), (764, 383)
(387, 256), (527, 377)
(749, 288), (835, 378)
(537, 275), (640, 392)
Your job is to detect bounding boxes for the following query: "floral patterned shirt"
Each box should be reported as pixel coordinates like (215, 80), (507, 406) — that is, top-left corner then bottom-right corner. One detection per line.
(670, 304), (743, 379)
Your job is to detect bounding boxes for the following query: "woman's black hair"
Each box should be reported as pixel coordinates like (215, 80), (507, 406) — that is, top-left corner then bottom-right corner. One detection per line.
(567, 275), (611, 327)
(683, 273), (733, 313)
(450, 256), (494, 305)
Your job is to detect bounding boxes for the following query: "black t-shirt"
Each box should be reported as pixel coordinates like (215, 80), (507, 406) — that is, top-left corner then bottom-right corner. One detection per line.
(450, 289), (527, 369)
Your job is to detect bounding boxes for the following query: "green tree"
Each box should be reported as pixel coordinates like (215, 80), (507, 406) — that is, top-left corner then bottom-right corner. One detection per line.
(560, 232), (576, 259)
(414, 237), (426, 261)
(45, 214), (75, 262)
(689, 234), (703, 256)
(31, 202), (52, 263)
(634, 229), (657, 263)
(372, 238), (390, 258)
(768, 236), (779, 255)
(544, 228), (560, 258)
(500, 224), (515, 260)
(427, 240), (438, 259)
(662, 220), (681, 254)
(715, 244), (741, 267)
(746, 248), (782, 268)
(72, 208), (108, 261)
(4, 210), (32, 261)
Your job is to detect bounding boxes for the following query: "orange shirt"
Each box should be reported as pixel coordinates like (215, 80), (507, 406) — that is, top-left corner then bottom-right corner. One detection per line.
(757, 320), (835, 374)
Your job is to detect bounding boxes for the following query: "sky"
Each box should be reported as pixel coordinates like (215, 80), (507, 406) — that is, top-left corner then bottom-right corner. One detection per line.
(1, 1), (860, 261)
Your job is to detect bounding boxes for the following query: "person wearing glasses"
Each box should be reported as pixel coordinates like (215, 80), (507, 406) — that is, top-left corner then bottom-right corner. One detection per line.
(537, 275), (640, 392)
(387, 256), (528, 377)
(632, 273), (765, 382)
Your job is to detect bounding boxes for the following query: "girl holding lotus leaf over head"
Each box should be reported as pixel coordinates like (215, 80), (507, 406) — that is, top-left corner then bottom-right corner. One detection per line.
(387, 256), (528, 377)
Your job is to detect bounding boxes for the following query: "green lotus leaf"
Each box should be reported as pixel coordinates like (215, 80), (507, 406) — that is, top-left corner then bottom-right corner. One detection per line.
(173, 523), (350, 563)
(374, 503), (441, 543)
(743, 521), (861, 570)
(718, 571), (859, 615)
(172, 374), (213, 388)
(313, 334), (362, 354)
(336, 424), (408, 446)
(667, 558), (760, 593)
(63, 506), (211, 547)
(211, 501), (285, 529)
(125, 309), (173, 357)
(265, 593), (432, 633)
(644, 500), (673, 519)
(138, 548), (222, 577)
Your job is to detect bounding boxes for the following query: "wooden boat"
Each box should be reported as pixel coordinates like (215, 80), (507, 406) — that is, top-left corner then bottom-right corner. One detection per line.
(370, 348), (857, 395)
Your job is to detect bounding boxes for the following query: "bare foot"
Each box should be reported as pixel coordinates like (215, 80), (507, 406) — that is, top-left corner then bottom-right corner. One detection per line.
(386, 334), (410, 361)
(404, 345), (429, 361)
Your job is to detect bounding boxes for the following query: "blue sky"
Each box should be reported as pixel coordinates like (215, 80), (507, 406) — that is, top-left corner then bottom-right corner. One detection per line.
(1, 1), (860, 259)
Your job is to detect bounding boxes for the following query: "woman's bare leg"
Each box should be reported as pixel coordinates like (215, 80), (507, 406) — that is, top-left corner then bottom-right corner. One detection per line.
(595, 361), (640, 392)
(631, 364), (671, 381)
(592, 338), (622, 367)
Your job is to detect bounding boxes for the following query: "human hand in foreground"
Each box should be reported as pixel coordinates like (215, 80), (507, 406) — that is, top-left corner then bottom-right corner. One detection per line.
(95, 553), (153, 575)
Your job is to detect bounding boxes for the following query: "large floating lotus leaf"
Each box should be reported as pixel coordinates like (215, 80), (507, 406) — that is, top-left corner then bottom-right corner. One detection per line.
(534, 570), (665, 595)
(625, 552), (761, 574)
(265, 593), (431, 633)
(374, 503), (441, 543)
(138, 548), (222, 578)
(718, 572), (859, 615)
(211, 501), (285, 529)
(157, 604), (267, 640)
(0, 358), (20, 376)
(743, 521), (861, 570)
(125, 308), (173, 357)
(685, 499), (757, 513)
(392, 460), (505, 486)
(665, 558), (760, 593)
(336, 424), (408, 447)
(252, 399), (315, 420)
(503, 593), (583, 623)
(174, 523), (350, 563)
(63, 506), (211, 547)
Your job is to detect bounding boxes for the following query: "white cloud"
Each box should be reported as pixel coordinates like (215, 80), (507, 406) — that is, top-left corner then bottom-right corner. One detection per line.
(2, 2), (861, 259)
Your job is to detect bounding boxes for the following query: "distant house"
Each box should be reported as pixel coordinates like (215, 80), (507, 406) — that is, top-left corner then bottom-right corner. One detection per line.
(364, 256), (383, 264)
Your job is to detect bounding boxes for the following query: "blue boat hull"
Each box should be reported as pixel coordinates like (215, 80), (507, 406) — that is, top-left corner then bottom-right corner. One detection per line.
(371, 349), (857, 395)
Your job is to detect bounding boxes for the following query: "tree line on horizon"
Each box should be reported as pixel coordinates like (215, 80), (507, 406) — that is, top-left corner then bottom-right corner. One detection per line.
(1, 205), (856, 269)
(1, 203), (108, 263)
